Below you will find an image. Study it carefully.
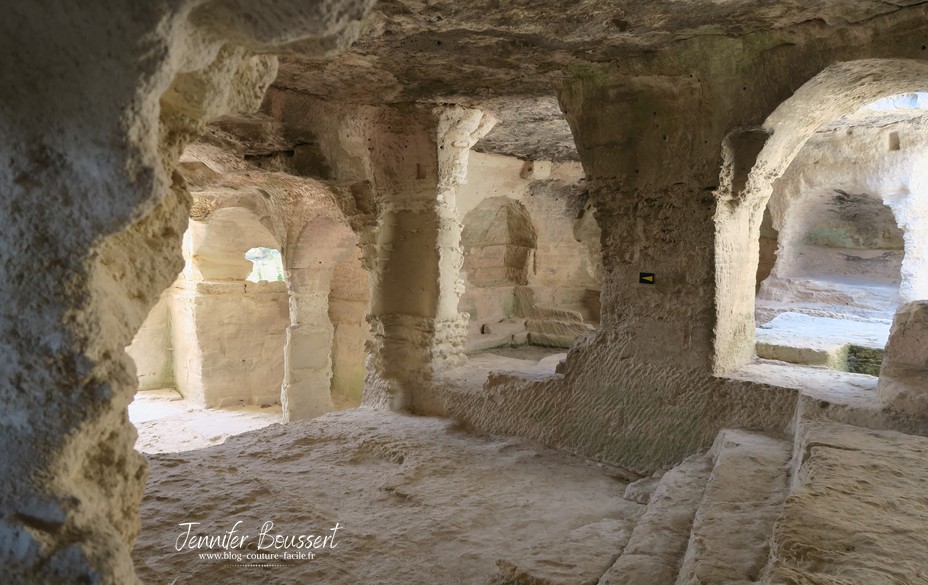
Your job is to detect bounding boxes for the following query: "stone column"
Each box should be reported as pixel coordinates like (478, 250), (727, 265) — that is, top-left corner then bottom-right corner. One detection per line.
(879, 155), (928, 417)
(886, 156), (928, 303)
(280, 217), (357, 421)
(557, 71), (724, 372)
(363, 106), (496, 414)
(282, 265), (338, 421)
(712, 128), (774, 371)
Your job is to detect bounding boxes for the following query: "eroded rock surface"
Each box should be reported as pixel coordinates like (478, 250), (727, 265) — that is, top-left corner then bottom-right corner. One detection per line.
(878, 300), (928, 416)
(133, 409), (642, 585)
(0, 1), (373, 581)
(769, 420), (928, 585)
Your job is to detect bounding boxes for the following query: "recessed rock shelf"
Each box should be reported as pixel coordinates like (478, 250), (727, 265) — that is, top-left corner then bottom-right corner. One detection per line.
(756, 312), (890, 375)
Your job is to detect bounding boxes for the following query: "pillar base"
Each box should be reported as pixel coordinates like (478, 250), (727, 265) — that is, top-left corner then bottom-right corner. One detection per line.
(362, 313), (468, 414)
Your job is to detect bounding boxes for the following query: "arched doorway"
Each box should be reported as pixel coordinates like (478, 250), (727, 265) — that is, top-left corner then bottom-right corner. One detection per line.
(127, 204), (288, 452)
(714, 59), (928, 374)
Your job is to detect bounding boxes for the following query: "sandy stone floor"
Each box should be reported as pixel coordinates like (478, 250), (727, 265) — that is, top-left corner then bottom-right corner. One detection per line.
(133, 409), (643, 585)
(129, 389), (283, 454)
(770, 420), (928, 584)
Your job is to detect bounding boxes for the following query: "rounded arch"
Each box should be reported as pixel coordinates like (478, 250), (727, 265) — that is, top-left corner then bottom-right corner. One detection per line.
(714, 58), (928, 373)
(751, 60), (928, 193)
(286, 214), (358, 270)
(184, 204), (281, 281)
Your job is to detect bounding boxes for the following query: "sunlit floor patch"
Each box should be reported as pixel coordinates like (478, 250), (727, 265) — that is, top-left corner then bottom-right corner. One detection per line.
(129, 389), (282, 454)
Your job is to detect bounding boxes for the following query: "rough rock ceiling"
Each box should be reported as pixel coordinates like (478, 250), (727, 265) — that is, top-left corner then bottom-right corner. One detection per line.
(270, 0), (926, 161)
(275, 0), (924, 101)
(826, 109), (928, 130)
(470, 96), (577, 162)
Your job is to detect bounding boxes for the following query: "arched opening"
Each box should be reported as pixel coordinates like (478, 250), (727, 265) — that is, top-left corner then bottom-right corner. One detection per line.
(714, 59), (928, 408)
(127, 205), (287, 452)
(451, 100), (602, 380)
(459, 196), (537, 349)
(15, 4), (928, 583)
(754, 152), (911, 376)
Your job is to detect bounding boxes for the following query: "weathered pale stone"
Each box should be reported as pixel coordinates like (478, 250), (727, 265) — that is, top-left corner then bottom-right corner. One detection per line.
(126, 292), (174, 391)
(347, 106), (498, 413)
(755, 312), (889, 372)
(456, 153), (601, 350)
(878, 300), (928, 416)
(624, 475), (663, 505)
(520, 160), (552, 180)
(675, 430), (791, 585)
(754, 116), (928, 332)
(8, 3), (928, 583)
(329, 247), (372, 407)
(135, 409), (644, 584)
(171, 280), (288, 407)
(768, 420), (928, 585)
(0, 2), (373, 581)
(279, 216), (358, 421)
(600, 454), (713, 585)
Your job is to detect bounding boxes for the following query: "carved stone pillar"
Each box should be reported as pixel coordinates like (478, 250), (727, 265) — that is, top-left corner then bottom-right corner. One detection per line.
(363, 106), (496, 414)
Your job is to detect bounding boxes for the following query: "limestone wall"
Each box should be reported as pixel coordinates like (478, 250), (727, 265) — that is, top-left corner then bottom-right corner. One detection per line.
(128, 206), (292, 408)
(329, 247), (371, 407)
(523, 178), (602, 321)
(8, 4), (928, 580)
(126, 292), (174, 391)
(442, 57), (928, 475)
(716, 60), (928, 372)
(180, 208), (288, 407)
(879, 300), (928, 415)
(0, 1), (376, 581)
(171, 280), (289, 407)
(250, 50), (928, 482)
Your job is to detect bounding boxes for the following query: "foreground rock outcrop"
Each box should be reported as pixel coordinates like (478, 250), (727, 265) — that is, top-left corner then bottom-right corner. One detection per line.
(0, 1), (374, 582)
(878, 300), (928, 416)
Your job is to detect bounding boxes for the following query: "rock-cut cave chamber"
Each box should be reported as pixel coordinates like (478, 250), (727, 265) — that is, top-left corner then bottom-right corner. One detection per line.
(4, 2), (928, 585)
(125, 105), (603, 453)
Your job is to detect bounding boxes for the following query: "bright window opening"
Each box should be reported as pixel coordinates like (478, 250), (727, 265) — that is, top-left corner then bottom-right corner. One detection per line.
(245, 247), (284, 282)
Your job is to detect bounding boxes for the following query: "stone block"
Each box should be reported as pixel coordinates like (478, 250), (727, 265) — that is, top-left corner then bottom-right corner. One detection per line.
(878, 301), (928, 415)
